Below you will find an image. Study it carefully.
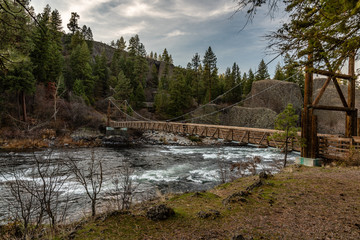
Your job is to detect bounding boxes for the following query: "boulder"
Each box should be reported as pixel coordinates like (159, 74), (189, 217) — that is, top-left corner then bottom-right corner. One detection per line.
(146, 204), (175, 221)
(243, 79), (303, 114)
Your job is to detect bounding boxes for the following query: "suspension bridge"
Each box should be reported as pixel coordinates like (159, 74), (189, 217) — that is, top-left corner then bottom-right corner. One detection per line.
(107, 53), (360, 162)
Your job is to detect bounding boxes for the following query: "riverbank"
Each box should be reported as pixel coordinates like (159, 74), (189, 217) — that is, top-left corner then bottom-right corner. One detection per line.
(59, 165), (360, 240)
(0, 128), (233, 150)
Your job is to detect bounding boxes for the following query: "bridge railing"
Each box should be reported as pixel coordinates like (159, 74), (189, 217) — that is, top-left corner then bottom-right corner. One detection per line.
(111, 121), (302, 151)
(112, 120), (360, 160)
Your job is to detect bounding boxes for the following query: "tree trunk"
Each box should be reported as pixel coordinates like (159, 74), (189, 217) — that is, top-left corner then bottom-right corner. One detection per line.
(21, 90), (27, 122)
(284, 137), (288, 168)
(91, 201), (96, 217)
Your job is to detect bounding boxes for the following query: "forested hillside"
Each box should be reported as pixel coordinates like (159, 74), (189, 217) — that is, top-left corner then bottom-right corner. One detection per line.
(0, 1), (305, 133)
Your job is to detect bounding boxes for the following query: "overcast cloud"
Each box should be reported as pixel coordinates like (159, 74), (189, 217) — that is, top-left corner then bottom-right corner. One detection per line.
(30, 0), (287, 74)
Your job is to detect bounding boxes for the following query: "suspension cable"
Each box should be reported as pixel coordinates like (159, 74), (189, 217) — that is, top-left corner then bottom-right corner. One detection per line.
(108, 98), (141, 121)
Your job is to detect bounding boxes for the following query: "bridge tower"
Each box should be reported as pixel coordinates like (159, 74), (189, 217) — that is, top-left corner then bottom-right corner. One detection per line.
(301, 52), (357, 158)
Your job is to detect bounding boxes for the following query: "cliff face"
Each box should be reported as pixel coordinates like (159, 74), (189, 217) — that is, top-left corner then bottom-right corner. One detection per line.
(243, 79), (303, 114)
(190, 104), (278, 129)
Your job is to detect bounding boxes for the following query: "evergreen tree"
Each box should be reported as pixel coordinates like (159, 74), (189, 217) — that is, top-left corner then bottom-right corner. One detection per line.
(93, 52), (109, 99)
(243, 69), (254, 96)
(283, 53), (305, 95)
(114, 71), (132, 101)
(116, 37), (127, 51)
(133, 83), (145, 108)
(269, 103), (300, 167)
(255, 59), (270, 81)
(31, 5), (63, 84)
(202, 46), (217, 102)
(191, 53), (201, 103)
(5, 59), (36, 121)
(69, 42), (95, 104)
(168, 70), (191, 117)
(67, 12), (80, 34)
(274, 62), (285, 80)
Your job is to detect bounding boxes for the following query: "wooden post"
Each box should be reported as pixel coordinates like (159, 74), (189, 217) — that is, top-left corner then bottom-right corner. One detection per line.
(107, 100), (111, 127)
(301, 52), (313, 158)
(311, 112), (318, 158)
(346, 52), (356, 137)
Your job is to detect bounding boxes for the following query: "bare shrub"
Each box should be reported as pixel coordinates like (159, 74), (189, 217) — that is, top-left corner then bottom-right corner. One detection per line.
(109, 162), (138, 211)
(57, 95), (104, 130)
(2, 150), (70, 239)
(66, 149), (103, 217)
(346, 147), (360, 166)
(217, 150), (229, 184)
(269, 158), (284, 171)
(230, 156), (262, 178)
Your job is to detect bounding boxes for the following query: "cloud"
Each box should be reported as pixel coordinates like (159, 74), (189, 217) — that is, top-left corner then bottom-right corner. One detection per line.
(166, 30), (187, 38)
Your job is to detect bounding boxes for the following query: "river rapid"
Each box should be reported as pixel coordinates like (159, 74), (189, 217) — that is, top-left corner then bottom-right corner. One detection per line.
(0, 145), (298, 223)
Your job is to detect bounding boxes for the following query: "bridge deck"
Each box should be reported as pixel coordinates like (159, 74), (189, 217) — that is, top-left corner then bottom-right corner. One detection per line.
(111, 121), (360, 161)
(111, 121), (301, 151)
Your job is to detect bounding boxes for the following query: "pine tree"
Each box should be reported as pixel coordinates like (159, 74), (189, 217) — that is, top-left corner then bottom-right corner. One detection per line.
(116, 36), (126, 51)
(133, 83), (145, 108)
(93, 51), (109, 99)
(67, 12), (80, 34)
(243, 69), (254, 96)
(255, 59), (270, 81)
(114, 71), (132, 101)
(70, 42), (95, 103)
(269, 103), (300, 167)
(168, 70), (191, 117)
(274, 62), (285, 80)
(203, 46), (217, 102)
(31, 5), (63, 84)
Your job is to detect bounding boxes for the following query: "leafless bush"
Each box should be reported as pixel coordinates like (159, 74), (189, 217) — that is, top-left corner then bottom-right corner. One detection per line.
(66, 150), (103, 217)
(109, 162), (139, 211)
(230, 156), (262, 179)
(346, 147), (360, 166)
(58, 98), (104, 130)
(269, 158), (284, 171)
(217, 156), (229, 184)
(2, 150), (70, 239)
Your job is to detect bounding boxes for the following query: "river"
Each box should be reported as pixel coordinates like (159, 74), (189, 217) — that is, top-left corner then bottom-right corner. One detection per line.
(0, 144), (298, 223)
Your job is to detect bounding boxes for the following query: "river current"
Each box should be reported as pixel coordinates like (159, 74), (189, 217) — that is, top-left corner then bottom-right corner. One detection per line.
(0, 145), (298, 223)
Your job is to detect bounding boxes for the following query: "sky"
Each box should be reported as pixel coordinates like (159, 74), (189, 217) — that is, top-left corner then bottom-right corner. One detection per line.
(30, 0), (289, 75)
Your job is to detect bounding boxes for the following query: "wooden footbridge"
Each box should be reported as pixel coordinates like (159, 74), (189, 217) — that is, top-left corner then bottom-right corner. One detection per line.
(109, 120), (360, 161)
(108, 52), (360, 162)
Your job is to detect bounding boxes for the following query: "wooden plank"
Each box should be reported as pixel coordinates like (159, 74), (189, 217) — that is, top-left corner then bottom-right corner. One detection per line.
(312, 105), (354, 112)
(331, 76), (348, 108)
(312, 69), (353, 80)
(258, 132), (268, 145)
(239, 131), (249, 143)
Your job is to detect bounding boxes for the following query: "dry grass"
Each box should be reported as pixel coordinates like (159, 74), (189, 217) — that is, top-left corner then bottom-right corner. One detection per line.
(64, 165), (360, 240)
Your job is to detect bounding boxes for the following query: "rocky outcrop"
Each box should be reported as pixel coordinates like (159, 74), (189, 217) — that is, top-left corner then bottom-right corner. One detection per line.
(243, 79), (303, 114)
(191, 104), (277, 129)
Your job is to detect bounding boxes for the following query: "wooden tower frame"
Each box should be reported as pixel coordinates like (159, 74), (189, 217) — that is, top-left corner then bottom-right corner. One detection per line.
(301, 53), (357, 158)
